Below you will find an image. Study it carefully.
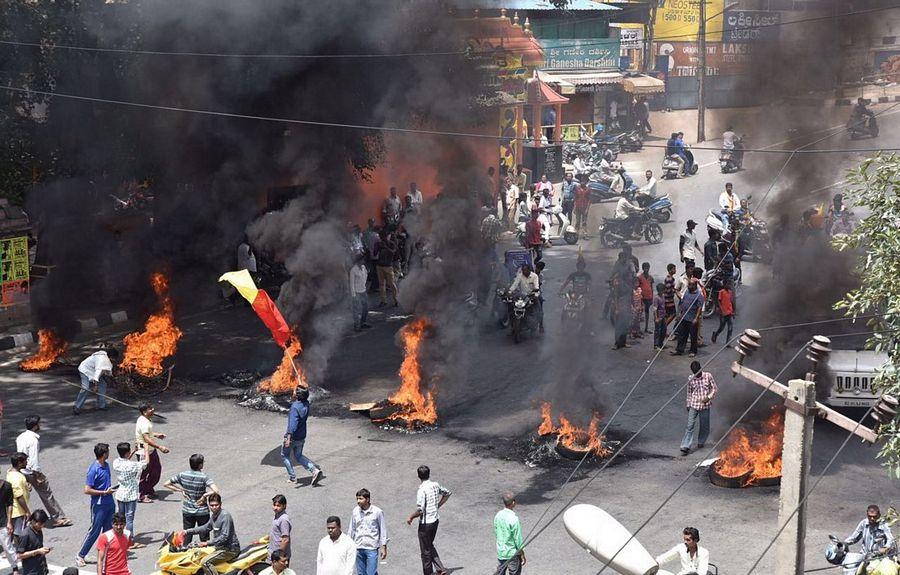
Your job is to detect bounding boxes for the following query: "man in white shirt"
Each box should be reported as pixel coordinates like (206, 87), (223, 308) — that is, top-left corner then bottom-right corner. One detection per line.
(610, 168), (626, 197)
(655, 526), (709, 575)
(508, 265), (540, 297)
(406, 466), (451, 575)
(718, 183), (740, 213)
(407, 182), (424, 212)
(504, 177), (520, 227)
(572, 154), (590, 178)
(316, 516), (356, 575)
(260, 549), (296, 575)
(135, 403), (169, 502)
(614, 192), (641, 221)
(349, 257), (370, 332)
(73, 347), (118, 415)
(16, 415), (71, 527)
(639, 170), (658, 198)
(349, 488), (387, 573)
(722, 126), (736, 150)
(679, 220), (700, 268)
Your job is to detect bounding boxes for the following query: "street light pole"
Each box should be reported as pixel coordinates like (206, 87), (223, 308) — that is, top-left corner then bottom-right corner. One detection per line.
(697, 0), (707, 143)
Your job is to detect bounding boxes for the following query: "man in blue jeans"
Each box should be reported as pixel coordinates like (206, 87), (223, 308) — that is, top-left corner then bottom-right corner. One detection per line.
(76, 443), (116, 567)
(680, 362), (718, 456)
(73, 347), (118, 415)
(282, 387), (323, 486)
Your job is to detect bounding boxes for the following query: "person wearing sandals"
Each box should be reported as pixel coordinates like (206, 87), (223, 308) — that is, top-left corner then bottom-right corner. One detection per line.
(15, 416), (72, 529)
(112, 442), (147, 548)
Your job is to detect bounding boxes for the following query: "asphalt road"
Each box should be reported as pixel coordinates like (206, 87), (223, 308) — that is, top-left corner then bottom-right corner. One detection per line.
(2, 104), (899, 575)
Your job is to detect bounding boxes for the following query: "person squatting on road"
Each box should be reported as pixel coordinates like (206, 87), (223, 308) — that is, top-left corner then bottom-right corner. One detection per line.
(494, 492), (525, 575)
(135, 403), (168, 503)
(73, 347), (118, 415)
(16, 416), (72, 528)
(76, 443), (116, 567)
(317, 516), (356, 575)
(407, 465), (451, 575)
(112, 442), (147, 543)
(680, 362), (718, 456)
(183, 493), (240, 575)
(655, 526), (710, 575)
(282, 387), (324, 487)
(350, 488), (387, 575)
(163, 454), (219, 544)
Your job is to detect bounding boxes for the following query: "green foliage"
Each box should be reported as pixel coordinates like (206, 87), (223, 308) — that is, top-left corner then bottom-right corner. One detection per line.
(833, 153), (900, 478)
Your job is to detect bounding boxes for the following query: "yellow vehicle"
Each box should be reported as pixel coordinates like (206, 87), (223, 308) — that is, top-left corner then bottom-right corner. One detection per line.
(151, 532), (270, 575)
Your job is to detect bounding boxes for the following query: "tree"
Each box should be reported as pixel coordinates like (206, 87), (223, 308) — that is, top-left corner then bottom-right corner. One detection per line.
(833, 153), (900, 478)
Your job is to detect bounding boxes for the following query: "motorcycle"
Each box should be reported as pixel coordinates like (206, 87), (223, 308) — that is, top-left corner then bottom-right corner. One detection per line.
(848, 115), (879, 140)
(491, 286), (510, 329)
(516, 205), (578, 246)
(560, 290), (589, 332)
(616, 130), (644, 153)
(635, 190), (673, 223)
(825, 535), (898, 575)
(598, 209), (663, 248)
(151, 532), (270, 575)
(719, 136), (745, 173)
(662, 149), (699, 179)
(587, 172), (639, 203)
(503, 290), (541, 344)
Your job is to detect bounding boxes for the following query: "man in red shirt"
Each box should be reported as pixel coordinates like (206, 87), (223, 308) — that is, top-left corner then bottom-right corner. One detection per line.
(710, 282), (734, 345)
(524, 209), (544, 263)
(574, 181), (591, 235)
(97, 513), (132, 575)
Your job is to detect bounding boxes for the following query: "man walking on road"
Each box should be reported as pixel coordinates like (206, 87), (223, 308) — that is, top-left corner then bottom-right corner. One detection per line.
(8, 452), (31, 538)
(282, 387), (323, 486)
(494, 492), (525, 575)
(135, 403), (168, 503)
(679, 220), (700, 269)
(112, 442), (147, 543)
(73, 348), (118, 415)
(16, 416), (72, 529)
(671, 279), (704, 357)
(317, 516), (356, 575)
(406, 465), (451, 575)
(163, 454), (218, 544)
(350, 488), (387, 575)
(76, 443), (116, 567)
(680, 362), (718, 455)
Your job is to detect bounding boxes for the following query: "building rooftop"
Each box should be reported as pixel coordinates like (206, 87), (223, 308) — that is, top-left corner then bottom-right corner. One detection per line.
(465, 0), (619, 11)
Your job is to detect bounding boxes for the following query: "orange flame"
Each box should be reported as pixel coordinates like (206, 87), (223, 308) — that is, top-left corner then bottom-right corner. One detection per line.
(538, 402), (611, 457)
(120, 272), (183, 377)
(383, 318), (437, 428)
(258, 337), (306, 394)
(20, 329), (68, 372)
(713, 409), (784, 486)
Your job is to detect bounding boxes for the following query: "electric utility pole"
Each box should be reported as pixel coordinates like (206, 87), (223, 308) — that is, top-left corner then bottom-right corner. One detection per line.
(697, 0), (707, 143)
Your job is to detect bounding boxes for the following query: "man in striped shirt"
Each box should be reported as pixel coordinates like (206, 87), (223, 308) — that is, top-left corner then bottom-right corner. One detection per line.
(406, 466), (451, 575)
(680, 362), (718, 455)
(163, 454), (219, 544)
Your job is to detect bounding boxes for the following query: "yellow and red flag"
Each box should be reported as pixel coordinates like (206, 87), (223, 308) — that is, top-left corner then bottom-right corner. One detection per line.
(218, 270), (292, 348)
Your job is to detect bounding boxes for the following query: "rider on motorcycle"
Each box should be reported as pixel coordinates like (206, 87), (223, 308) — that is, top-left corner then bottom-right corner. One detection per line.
(182, 493), (241, 575)
(573, 153), (590, 178)
(614, 189), (643, 239)
(852, 97), (875, 125)
(666, 133), (686, 177)
(717, 183), (740, 228)
(845, 505), (895, 557)
(559, 253), (592, 296)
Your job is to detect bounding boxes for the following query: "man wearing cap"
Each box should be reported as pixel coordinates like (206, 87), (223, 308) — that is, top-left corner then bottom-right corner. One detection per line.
(679, 220), (700, 269)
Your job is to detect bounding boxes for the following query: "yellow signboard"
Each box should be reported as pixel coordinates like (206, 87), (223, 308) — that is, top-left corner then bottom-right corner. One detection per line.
(1, 236), (29, 307)
(655, 0), (724, 43)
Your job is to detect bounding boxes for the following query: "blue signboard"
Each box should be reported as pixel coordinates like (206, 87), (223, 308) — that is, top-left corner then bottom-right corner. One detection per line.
(723, 10), (781, 43)
(541, 39), (620, 70)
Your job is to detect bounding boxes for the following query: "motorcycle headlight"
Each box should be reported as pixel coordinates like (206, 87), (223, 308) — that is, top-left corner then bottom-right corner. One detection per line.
(515, 300), (526, 308)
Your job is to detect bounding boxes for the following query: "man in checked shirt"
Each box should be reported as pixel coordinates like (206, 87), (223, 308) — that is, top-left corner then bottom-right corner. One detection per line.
(680, 361), (718, 456)
(406, 466), (451, 575)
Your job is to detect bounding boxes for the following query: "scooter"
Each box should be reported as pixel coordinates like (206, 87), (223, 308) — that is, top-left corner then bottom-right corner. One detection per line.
(719, 136), (745, 173)
(848, 115), (879, 140)
(151, 532), (270, 575)
(635, 191), (673, 223)
(598, 210), (663, 248)
(662, 149), (699, 179)
(587, 172), (638, 203)
(825, 535), (898, 575)
(516, 206), (579, 247)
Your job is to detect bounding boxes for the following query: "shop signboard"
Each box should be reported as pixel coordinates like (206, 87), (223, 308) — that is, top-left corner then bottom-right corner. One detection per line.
(723, 10), (781, 42)
(655, 0), (723, 43)
(541, 39), (620, 70)
(619, 27), (645, 50)
(658, 41), (754, 77)
(0, 236), (29, 306)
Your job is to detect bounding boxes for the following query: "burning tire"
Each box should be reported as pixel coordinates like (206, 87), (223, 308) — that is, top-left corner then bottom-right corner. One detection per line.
(708, 464), (752, 488)
(555, 437), (595, 460)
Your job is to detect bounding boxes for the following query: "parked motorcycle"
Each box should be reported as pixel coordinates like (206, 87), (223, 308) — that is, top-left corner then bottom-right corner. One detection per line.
(616, 130), (644, 152)
(719, 136), (745, 173)
(151, 532), (270, 575)
(662, 149), (699, 179)
(848, 115), (879, 140)
(598, 210), (663, 248)
(635, 190), (673, 223)
(503, 290), (541, 344)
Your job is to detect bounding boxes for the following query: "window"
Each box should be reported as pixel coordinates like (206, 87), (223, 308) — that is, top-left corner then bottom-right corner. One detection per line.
(854, 377), (860, 388)
(861, 377), (869, 390)
(836, 376), (844, 390)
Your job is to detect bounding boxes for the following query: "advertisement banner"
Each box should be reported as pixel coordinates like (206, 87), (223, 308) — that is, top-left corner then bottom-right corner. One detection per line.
(658, 41), (754, 77)
(0, 236), (29, 307)
(723, 10), (781, 42)
(541, 39), (620, 70)
(655, 0), (723, 43)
